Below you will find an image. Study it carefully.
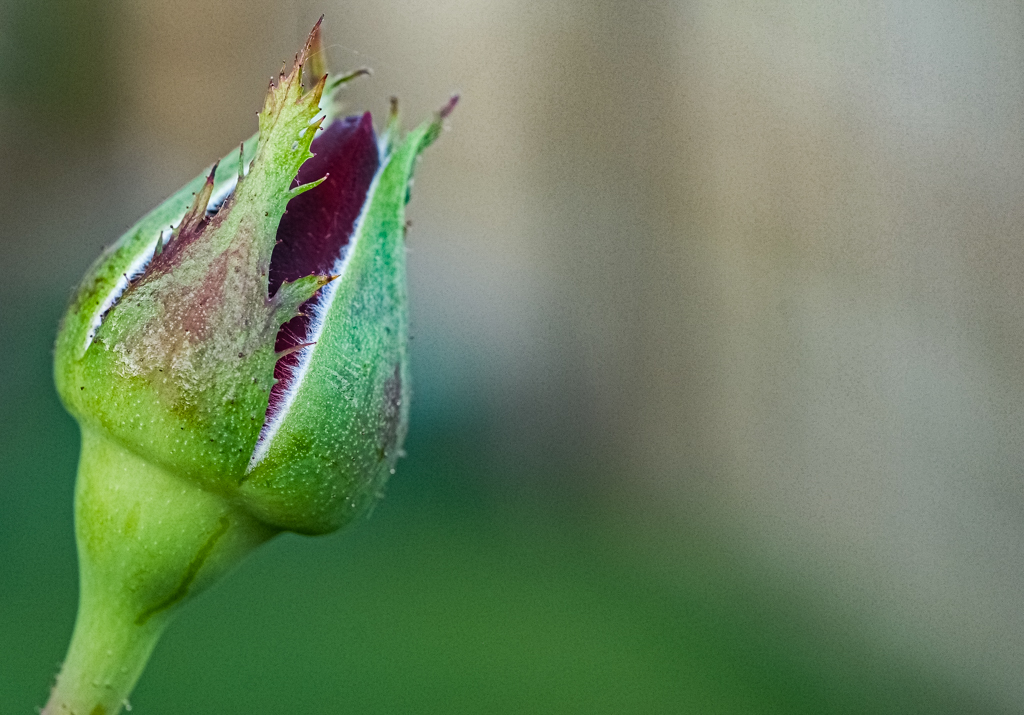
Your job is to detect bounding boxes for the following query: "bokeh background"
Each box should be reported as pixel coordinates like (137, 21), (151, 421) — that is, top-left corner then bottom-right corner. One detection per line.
(4, 0), (1024, 712)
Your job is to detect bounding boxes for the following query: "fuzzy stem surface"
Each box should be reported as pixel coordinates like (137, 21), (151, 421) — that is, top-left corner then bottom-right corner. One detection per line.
(43, 430), (273, 715)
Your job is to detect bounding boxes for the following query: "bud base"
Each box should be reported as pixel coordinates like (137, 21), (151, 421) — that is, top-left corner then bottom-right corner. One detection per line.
(43, 430), (275, 715)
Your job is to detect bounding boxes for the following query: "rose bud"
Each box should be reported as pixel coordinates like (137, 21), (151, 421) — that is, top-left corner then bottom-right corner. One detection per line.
(44, 19), (455, 715)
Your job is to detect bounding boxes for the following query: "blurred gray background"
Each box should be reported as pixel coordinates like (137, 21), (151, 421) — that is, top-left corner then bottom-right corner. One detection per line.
(4, 0), (1024, 712)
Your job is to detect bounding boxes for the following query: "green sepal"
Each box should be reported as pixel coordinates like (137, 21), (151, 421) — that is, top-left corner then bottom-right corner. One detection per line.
(54, 41), (333, 493)
(54, 42), (352, 386)
(54, 137), (257, 367)
(273, 273), (335, 325)
(240, 119), (442, 533)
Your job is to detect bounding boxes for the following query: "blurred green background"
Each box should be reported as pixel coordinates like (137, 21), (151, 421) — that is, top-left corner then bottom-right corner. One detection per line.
(4, 0), (1024, 712)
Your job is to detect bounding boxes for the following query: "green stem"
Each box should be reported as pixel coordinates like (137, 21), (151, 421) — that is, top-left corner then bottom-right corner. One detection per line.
(42, 430), (274, 715)
(41, 592), (166, 715)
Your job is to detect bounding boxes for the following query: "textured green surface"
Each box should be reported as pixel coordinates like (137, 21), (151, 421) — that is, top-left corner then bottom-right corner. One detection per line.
(48, 431), (270, 715)
(55, 51), (330, 490)
(53, 61), (439, 535)
(239, 121), (429, 533)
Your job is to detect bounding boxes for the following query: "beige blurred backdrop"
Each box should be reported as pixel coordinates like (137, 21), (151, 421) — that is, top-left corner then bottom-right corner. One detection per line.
(6, 0), (1024, 708)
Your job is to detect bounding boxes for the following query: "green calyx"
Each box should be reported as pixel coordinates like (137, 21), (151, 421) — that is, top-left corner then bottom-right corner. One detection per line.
(53, 25), (451, 527)
(45, 17), (455, 715)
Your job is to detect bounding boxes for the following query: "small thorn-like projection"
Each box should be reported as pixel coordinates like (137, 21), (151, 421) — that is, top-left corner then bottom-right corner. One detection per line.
(144, 162), (219, 277)
(307, 16), (328, 83)
(328, 67), (372, 91)
(439, 94), (460, 119)
(237, 143), (245, 182)
(289, 172), (328, 199)
(423, 95), (459, 148)
(277, 340), (317, 359)
(182, 164), (218, 229)
(298, 15), (324, 69)
(378, 97), (402, 158)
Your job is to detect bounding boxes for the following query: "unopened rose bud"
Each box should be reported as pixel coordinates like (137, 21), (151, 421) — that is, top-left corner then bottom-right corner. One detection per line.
(44, 18), (455, 715)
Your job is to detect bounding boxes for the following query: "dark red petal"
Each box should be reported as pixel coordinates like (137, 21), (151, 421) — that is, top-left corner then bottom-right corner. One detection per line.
(269, 112), (380, 293)
(268, 113), (379, 411)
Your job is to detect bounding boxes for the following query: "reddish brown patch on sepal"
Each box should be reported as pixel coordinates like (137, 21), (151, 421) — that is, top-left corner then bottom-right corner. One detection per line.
(305, 15), (328, 89)
(377, 363), (403, 463)
(147, 163), (223, 278)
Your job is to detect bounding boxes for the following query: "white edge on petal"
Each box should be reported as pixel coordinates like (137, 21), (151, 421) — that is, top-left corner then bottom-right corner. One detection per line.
(247, 152), (393, 471)
(81, 175), (239, 354)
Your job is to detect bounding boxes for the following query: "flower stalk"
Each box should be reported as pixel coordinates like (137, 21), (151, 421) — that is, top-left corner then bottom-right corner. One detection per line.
(44, 431), (273, 715)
